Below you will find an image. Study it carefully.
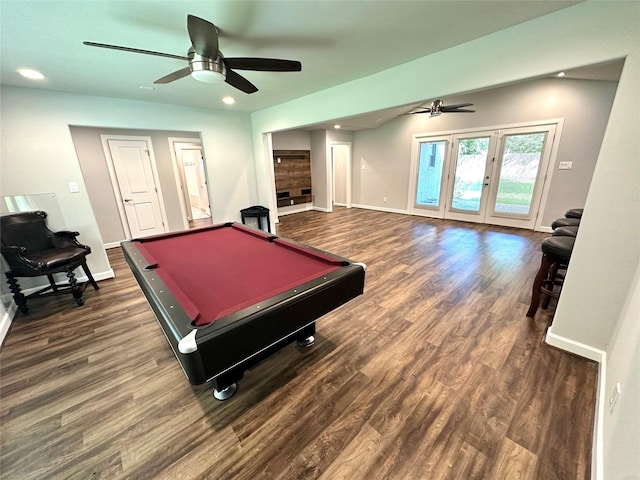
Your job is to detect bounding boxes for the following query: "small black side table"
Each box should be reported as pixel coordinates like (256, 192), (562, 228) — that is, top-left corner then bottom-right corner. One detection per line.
(240, 205), (271, 233)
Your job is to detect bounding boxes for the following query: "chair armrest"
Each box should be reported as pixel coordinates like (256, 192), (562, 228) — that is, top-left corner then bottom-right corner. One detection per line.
(51, 231), (89, 250)
(1, 246), (46, 271)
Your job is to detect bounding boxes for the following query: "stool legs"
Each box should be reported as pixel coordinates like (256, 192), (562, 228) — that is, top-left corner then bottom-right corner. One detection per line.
(527, 254), (553, 317)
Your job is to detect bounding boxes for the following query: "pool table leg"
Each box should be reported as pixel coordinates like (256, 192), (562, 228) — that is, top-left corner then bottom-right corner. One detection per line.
(213, 383), (237, 401)
(296, 336), (315, 347)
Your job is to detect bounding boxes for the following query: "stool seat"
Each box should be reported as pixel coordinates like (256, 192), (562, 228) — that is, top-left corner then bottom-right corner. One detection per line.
(552, 225), (578, 237)
(542, 236), (575, 258)
(565, 208), (584, 219)
(551, 217), (580, 229)
(526, 236), (575, 318)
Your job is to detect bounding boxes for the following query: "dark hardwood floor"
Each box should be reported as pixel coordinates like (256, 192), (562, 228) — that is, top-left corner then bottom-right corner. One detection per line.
(0, 208), (597, 479)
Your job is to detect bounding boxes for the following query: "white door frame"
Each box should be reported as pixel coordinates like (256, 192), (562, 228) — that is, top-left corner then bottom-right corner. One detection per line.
(101, 134), (169, 239)
(168, 137), (209, 230)
(330, 142), (352, 209)
(408, 119), (564, 230)
(407, 134), (453, 218)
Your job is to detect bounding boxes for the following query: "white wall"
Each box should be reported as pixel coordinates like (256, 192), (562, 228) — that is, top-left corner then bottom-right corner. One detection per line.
(602, 263), (640, 480)
(272, 130), (311, 150)
(350, 77), (617, 224)
(1, 86), (256, 281)
(251, 2), (640, 477)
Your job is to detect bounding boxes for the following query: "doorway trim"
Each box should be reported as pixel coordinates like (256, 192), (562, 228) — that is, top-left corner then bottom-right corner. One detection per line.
(168, 137), (210, 230)
(330, 142), (352, 209)
(100, 134), (169, 239)
(408, 118), (564, 231)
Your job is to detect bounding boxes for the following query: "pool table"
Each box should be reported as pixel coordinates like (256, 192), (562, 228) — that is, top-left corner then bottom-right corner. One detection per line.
(121, 222), (366, 400)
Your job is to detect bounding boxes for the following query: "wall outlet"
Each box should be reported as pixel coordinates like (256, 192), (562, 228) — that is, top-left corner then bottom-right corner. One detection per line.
(383, 196), (387, 202)
(558, 161), (573, 170)
(609, 382), (621, 412)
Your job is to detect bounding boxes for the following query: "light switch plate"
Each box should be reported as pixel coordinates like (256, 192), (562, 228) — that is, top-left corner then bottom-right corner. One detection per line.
(68, 181), (79, 193)
(558, 161), (573, 170)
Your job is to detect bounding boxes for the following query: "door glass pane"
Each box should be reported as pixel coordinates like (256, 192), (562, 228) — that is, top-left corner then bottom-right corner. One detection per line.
(451, 137), (490, 212)
(494, 132), (546, 216)
(415, 140), (445, 208)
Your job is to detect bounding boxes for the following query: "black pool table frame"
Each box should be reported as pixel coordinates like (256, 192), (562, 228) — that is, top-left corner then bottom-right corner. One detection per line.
(121, 223), (365, 400)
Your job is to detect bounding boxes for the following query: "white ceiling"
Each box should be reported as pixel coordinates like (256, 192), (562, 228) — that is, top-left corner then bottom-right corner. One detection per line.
(1, 0), (586, 114)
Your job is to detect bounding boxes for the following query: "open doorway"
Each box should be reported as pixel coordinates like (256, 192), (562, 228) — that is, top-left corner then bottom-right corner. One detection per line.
(331, 142), (352, 209)
(169, 138), (212, 228)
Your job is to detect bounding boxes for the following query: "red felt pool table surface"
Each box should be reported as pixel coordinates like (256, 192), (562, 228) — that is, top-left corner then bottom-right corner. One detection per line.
(134, 223), (344, 326)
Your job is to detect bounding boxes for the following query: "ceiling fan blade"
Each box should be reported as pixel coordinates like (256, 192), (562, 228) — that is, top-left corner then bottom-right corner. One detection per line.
(187, 14), (219, 58)
(83, 41), (188, 61)
(440, 103), (474, 110)
(409, 108), (432, 114)
(225, 69), (258, 94)
(154, 67), (192, 84)
(443, 108), (476, 113)
(223, 58), (302, 72)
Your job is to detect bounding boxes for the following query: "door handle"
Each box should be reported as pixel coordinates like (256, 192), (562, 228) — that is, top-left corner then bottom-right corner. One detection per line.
(124, 198), (133, 203)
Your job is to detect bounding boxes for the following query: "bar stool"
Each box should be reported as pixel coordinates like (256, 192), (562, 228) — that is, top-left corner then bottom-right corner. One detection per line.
(552, 225), (578, 237)
(551, 217), (580, 229)
(526, 236), (575, 318)
(565, 208), (583, 219)
(240, 205), (271, 233)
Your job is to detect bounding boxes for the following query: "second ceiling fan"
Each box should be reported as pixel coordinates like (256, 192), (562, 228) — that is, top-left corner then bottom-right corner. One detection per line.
(410, 99), (475, 117)
(84, 14), (302, 94)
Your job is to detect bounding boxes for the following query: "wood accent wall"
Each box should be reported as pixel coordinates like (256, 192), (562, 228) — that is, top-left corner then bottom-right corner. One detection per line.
(273, 150), (312, 207)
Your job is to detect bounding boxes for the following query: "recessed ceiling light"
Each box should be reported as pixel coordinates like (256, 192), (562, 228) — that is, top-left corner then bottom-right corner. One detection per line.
(557, 72), (566, 77)
(17, 68), (45, 80)
(139, 85), (155, 90)
(222, 96), (235, 105)
(334, 124), (341, 129)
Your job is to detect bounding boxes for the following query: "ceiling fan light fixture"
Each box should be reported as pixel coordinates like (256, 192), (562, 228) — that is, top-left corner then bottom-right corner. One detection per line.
(190, 53), (226, 83)
(191, 69), (225, 83)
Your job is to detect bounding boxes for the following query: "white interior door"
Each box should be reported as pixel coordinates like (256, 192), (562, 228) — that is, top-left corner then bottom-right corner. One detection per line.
(104, 137), (167, 238)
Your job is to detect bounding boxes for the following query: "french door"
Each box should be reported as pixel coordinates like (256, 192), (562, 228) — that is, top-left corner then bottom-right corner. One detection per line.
(410, 122), (558, 229)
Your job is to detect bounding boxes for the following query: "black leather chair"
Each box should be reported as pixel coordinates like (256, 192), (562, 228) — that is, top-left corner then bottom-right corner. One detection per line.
(0, 211), (99, 313)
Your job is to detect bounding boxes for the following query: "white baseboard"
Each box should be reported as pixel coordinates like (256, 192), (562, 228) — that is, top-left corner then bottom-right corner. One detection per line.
(545, 328), (605, 362)
(104, 241), (122, 249)
(0, 301), (17, 348)
(278, 204), (314, 216)
(545, 327), (605, 480)
(351, 203), (408, 215)
(535, 226), (554, 233)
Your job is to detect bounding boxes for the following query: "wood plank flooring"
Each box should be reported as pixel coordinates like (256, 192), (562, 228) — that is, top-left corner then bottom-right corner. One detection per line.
(0, 208), (597, 479)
